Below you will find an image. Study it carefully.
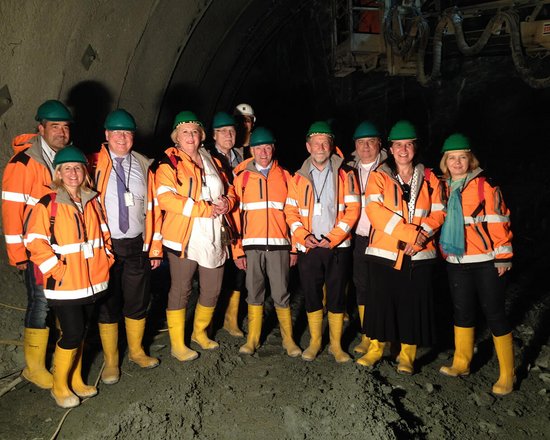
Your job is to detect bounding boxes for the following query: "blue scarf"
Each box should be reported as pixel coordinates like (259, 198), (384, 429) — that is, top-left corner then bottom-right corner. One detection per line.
(440, 178), (466, 257)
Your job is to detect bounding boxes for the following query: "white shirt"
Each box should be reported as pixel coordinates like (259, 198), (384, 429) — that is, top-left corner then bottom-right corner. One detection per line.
(309, 163), (336, 240)
(104, 151), (147, 239)
(186, 151), (228, 268)
(355, 160), (376, 237)
(40, 137), (56, 175)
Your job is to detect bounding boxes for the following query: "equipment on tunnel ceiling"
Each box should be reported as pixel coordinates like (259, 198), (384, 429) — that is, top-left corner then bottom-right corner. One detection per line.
(0, 85), (13, 118)
(81, 45), (98, 71)
(331, 0), (550, 88)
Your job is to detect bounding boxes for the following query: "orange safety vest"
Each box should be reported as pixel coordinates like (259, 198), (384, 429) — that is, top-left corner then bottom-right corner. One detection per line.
(90, 145), (163, 259)
(155, 147), (236, 257)
(231, 159), (292, 259)
(284, 154), (361, 253)
(24, 187), (113, 301)
(365, 163), (446, 270)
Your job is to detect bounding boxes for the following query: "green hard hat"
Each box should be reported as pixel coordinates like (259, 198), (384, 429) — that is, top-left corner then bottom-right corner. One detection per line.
(250, 127), (276, 147)
(173, 111), (203, 129)
(35, 100), (73, 122)
(53, 145), (87, 167)
(441, 133), (471, 153)
(212, 112), (235, 129)
(307, 121), (333, 138)
(388, 120), (417, 141)
(104, 109), (137, 131)
(353, 121), (381, 140)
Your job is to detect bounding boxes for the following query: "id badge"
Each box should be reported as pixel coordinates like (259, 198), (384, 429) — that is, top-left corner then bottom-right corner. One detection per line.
(124, 191), (134, 207)
(201, 186), (212, 202)
(82, 242), (94, 259)
(313, 203), (322, 216)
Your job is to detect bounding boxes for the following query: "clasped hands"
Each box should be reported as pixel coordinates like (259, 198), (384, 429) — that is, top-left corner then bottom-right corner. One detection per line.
(403, 230), (429, 256)
(210, 196), (229, 218)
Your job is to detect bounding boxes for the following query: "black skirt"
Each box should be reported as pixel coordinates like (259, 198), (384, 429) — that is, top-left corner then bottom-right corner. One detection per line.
(363, 256), (436, 346)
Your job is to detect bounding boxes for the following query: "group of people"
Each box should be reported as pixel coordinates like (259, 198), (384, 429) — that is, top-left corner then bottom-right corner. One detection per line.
(2, 99), (515, 410)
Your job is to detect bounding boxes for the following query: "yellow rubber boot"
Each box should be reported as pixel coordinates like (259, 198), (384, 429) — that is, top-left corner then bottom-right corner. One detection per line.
(192, 304), (219, 350)
(223, 290), (244, 337)
(51, 345), (79, 409)
(302, 310), (324, 362)
(70, 344), (98, 398)
(492, 333), (515, 396)
(166, 309), (198, 362)
(327, 312), (351, 363)
(98, 323), (120, 384)
(239, 305), (263, 355)
(21, 327), (53, 389)
(275, 307), (301, 357)
(353, 305), (371, 354)
(125, 317), (160, 369)
(397, 343), (417, 375)
(356, 339), (385, 367)
(440, 326), (474, 377)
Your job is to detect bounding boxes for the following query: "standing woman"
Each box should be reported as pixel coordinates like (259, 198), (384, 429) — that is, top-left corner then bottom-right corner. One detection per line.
(156, 111), (236, 361)
(359, 120), (445, 374)
(438, 133), (514, 396)
(25, 146), (114, 408)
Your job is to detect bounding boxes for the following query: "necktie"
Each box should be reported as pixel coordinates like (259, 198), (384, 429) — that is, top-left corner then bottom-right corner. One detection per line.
(260, 168), (269, 177)
(115, 157), (129, 233)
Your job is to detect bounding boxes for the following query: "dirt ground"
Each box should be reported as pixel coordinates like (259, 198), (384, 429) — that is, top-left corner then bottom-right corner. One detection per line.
(0, 244), (549, 439)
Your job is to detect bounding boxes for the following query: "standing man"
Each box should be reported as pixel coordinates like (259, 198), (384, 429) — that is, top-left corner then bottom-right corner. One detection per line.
(93, 109), (162, 384)
(233, 103), (255, 160)
(347, 121), (386, 355)
(208, 111), (245, 338)
(2, 100), (72, 389)
(232, 127), (301, 357)
(285, 121), (360, 363)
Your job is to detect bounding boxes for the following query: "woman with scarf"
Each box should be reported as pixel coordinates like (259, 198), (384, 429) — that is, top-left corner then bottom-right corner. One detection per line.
(438, 133), (514, 396)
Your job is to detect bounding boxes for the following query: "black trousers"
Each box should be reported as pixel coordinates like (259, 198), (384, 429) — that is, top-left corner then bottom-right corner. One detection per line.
(297, 247), (351, 313)
(55, 303), (96, 349)
(446, 261), (511, 336)
(352, 234), (370, 307)
(98, 235), (152, 323)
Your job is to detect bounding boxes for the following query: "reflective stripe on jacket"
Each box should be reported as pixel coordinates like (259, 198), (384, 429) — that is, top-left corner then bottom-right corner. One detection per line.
(2, 135), (52, 266)
(444, 168), (513, 267)
(92, 145), (163, 259)
(284, 154), (361, 253)
(231, 159), (292, 259)
(365, 162), (446, 270)
(155, 146), (236, 257)
(24, 187), (113, 301)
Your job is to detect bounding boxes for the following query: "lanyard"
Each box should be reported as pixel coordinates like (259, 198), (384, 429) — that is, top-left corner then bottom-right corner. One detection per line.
(68, 196), (89, 242)
(310, 167), (331, 203)
(112, 154), (132, 192)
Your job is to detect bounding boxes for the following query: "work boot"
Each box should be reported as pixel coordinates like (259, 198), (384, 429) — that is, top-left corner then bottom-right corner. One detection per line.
(125, 317), (159, 369)
(223, 290), (244, 337)
(51, 345), (79, 409)
(21, 327), (53, 389)
(353, 305), (371, 354)
(192, 304), (219, 350)
(492, 333), (515, 396)
(302, 310), (324, 362)
(327, 312), (351, 363)
(166, 309), (198, 362)
(397, 343), (416, 375)
(70, 344), (97, 398)
(356, 339), (385, 367)
(239, 305), (263, 355)
(98, 323), (120, 384)
(275, 307), (301, 357)
(440, 326), (474, 377)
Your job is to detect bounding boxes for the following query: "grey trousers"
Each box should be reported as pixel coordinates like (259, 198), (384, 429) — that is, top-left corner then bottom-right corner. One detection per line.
(245, 249), (290, 308)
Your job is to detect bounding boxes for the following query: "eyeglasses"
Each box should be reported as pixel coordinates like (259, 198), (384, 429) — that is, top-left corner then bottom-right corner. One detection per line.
(401, 183), (411, 202)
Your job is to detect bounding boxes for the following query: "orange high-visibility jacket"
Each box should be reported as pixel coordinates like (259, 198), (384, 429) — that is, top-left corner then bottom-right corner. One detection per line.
(92, 145), (163, 259)
(155, 147), (236, 257)
(2, 134), (53, 266)
(231, 159), (292, 259)
(24, 187), (114, 302)
(443, 168), (513, 267)
(365, 163), (446, 270)
(284, 154), (361, 253)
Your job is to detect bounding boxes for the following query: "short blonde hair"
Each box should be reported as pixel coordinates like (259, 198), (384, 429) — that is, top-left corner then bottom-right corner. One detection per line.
(439, 150), (480, 179)
(171, 123), (206, 144)
(51, 163), (94, 192)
